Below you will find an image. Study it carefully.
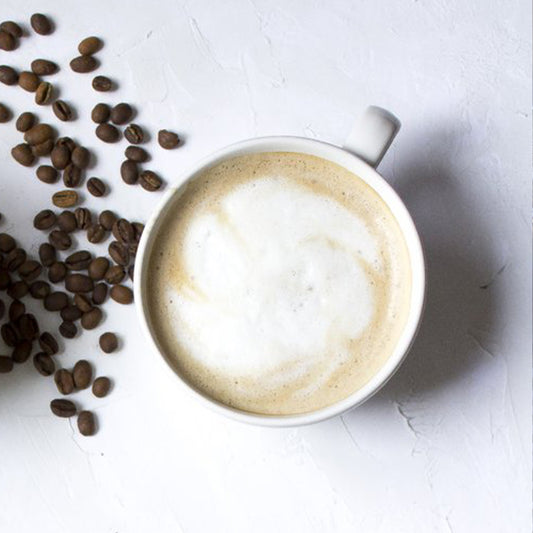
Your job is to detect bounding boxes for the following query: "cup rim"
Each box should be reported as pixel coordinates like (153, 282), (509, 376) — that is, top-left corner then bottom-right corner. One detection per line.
(134, 135), (426, 427)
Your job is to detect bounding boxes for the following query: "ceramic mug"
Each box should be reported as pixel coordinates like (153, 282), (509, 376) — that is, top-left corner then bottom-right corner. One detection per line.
(135, 106), (425, 427)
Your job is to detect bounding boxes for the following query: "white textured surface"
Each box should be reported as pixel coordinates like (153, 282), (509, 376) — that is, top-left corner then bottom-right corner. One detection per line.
(0, 1), (530, 532)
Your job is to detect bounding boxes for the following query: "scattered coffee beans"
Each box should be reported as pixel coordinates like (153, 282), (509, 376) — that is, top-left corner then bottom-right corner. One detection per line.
(158, 129), (180, 149)
(91, 103), (110, 123)
(110, 103), (133, 125)
(70, 55), (98, 73)
(120, 160), (138, 185)
(39, 332), (58, 355)
(110, 284), (133, 304)
(30, 13), (53, 35)
(39, 243), (56, 266)
(34, 352), (55, 376)
(11, 143), (34, 166)
(139, 170), (162, 191)
(34, 209), (56, 230)
(57, 210), (77, 233)
(47, 262), (67, 283)
(59, 320), (77, 338)
(50, 399), (76, 418)
(15, 112), (35, 132)
(92, 376), (111, 397)
(81, 307), (102, 330)
(124, 123), (144, 144)
(31, 59), (58, 76)
(35, 81), (53, 105)
(71, 146), (90, 169)
(52, 190), (78, 208)
(18, 71), (40, 92)
(73, 359), (92, 389)
(0, 31), (16, 52)
(0, 21), (22, 39)
(92, 282), (108, 305)
(55, 369), (75, 395)
(87, 177), (106, 197)
(78, 36), (102, 55)
(0, 103), (11, 123)
(77, 410), (96, 436)
(92, 75), (113, 92)
(52, 100), (73, 121)
(99, 210), (116, 231)
(88, 257), (109, 280)
(36, 165), (59, 183)
(49, 229), (71, 250)
(0, 65), (18, 85)
(99, 332), (117, 353)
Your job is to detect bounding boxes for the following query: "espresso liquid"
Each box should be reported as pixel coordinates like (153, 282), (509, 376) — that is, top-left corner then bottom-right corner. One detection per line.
(147, 152), (411, 415)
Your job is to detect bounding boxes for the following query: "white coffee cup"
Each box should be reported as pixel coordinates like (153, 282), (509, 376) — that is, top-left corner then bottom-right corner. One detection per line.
(135, 106), (425, 427)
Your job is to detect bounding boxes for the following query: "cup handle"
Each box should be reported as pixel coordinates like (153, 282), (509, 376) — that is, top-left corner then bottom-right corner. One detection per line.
(343, 106), (401, 168)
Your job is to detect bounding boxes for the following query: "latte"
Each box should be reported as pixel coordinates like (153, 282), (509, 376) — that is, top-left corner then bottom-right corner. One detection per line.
(147, 152), (411, 415)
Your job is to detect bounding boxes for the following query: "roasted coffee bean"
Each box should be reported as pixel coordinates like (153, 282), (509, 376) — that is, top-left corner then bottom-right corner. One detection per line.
(59, 320), (77, 338)
(11, 143), (34, 166)
(87, 177), (106, 197)
(87, 224), (106, 244)
(7, 280), (28, 299)
(109, 241), (130, 266)
(0, 21), (22, 38)
(0, 31), (16, 51)
(30, 280), (51, 299)
(18, 313), (39, 340)
(81, 307), (102, 330)
(92, 376), (111, 398)
(52, 100), (73, 121)
(63, 164), (82, 188)
(91, 103), (110, 123)
(65, 273), (93, 293)
(73, 359), (92, 389)
(124, 123), (144, 144)
(31, 138), (54, 157)
(36, 165), (59, 184)
(12, 340), (32, 363)
(57, 136), (76, 152)
(34, 352), (55, 376)
(0, 65), (18, 85)
(5, 248), (26, 271)
(74, 294), (92, 313)
(110, 284), (133, 305)
(0, 233), (16, 253)
(112, 219), (134, 244)
(39, 243), (56, 266)
(18, 260), (42, 281)
(30, 13), (53, 35)
(49, 229), (71, 250)
(120, 160), (138, 185)
(52, 190), (78, 208)
(99, 332), (117, 353)
(35, 81), (53, 105)
(34, 209), (56, 230)
(99, 210), (116, 231)
(71, 146), (90, 169)
(0, 103), (11, 123)
(18, 71), (40, 92)
(158, 129), (180, 149)
(31, 59), (58, 76)
(104, 265), (125, 284)
(75, 207), (92, 230)
(95, 123), (119, 143)
(39, 331), (58, 355)
(125, 145), (149, 163)
(15, 112), (35, 132)
(78, 36), (102, 55)
(70, 55), (98, 73)
(111, 102), (133, 125)
(128, 264), (135, 281)
(60, 304), (82, 322)
(1, 323), (19, 346)
(92, 283), (108, 305)
(139, 170), (163, 191)
(88, 257), (109, 280)
(51, 144), (70, 170)
(51, 399), (77, 418)
(9, 300), (25, 322)
(66, 250), (92, 270)
(0, 356), (13, 373)
(132, 223), (144, 243)
(57, 210), (77, 233)
(44, 291), (68, 311)
(24, 123), (53, 146)
(54, 369), (74, 395)
(0, 270), (10, 290)
(47, 262), (67, 283)
(77, 410), (96, 436)
(92, 75), (113, 92)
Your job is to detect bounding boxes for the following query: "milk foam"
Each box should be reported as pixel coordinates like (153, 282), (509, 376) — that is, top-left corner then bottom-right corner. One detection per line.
(148, 152), (411, 415)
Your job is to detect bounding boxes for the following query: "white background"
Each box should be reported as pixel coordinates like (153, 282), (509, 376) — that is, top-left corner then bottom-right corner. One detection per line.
(0, 1), (530, 532)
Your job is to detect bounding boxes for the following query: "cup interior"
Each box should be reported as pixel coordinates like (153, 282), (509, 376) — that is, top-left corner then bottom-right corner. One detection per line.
(134, 136), (425, 427)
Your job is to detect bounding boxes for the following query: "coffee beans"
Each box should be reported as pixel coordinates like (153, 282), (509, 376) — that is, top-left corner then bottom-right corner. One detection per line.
(50, 399), (76, 418)
(73, 360), (92, 389)
(52, 190), (78, 208)
(0, 65), (18, 85)
(99, 332), (117, 353)
(18, 71), (40, 92)
(92, 376), (111, 397)
(11, 143), (34, 166)
(78, 36), (102, 55)
(1, 323), (19, 346)
(52, 100), (73, 121)
(5, 248), (26, 271)
(7, 280), (28, 299)
(75, 207), (92, 229)
(18, 260), (42, 281)
(0, 31), (16, 52)
(109, 241), (130, 266)
(35, 81), (53, 105)
(99, 210), (116, 231)
(71, 146), (90, 169)
(124, 124), (144, 144)
(12, 341), (32, 363)
(125, 146), (149, 163)
(77, 410), (96, 436)
(36, 165), (58, 184)
(0, 233), (16, 253)
(39, 331), (58, 355)
(24, 123), (54, 145)
(39, 243), (56, 266)
(44, 291), (68, 311)
(105, 265), (125, 284)
(34, 209), (56, 230)
(158, 129), (180, 149)
(92, 75), (113, 92)
(63, 164), (82, 188)
(31, 138), (54, 157)
(15, 112), (35, 132)
(49, 229), (71, 251)
(120, 160), (138, 185)
(92, 283), (108, 305)
(55, 369), (75, 395)
(61, 305), (82, 322)
(95, 123), (120, 143)
(31, 14), (53, 35)
(9, 300), (25, 322)
(30, 280), (50, 299)
(74, 294), (92, 313)
(31, 59), (58, 76)
(81, 307), (102, 330)
(139, 170), (162, 191)
(87, 177), (106, 197)
(34, 352), (55, 376)
(91, 103), (110, 123)
(18, 313), (39, 340)
(51, 144), (70, 170)
(59, 320), (77, 338)
(57, 211), (77, 233)
(111, 103), (133, 125)
(47, 262), (67, 283)
(87, 224), (106, 244)
(88, 257), (109, 280)
(70, 55), (98, 73)
(66, 251), (92, 271)
(112, 219), (134, 244)
(110, 284), (133, 304)
(0, 103), (11, 123)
